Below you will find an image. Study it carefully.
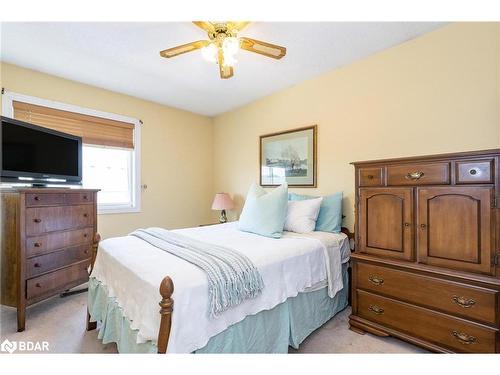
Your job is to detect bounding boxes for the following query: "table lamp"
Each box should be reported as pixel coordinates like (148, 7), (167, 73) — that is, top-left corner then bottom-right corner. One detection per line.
(211, 193), (235, 223)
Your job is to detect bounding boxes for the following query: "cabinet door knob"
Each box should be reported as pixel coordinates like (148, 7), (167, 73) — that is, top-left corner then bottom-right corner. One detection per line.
(420, 223), (427, 229)
(35, 283), (42, 288)
(34, 196), (40, 201)
(83, 213), (88, 218)
(83, 195), (88, 200)
(404, 222), (411, 227)
(83, 233), (88, 238)
(34, 218), (42, 223)
(34, 242), (42, 247)
(34, 263), (41, 268)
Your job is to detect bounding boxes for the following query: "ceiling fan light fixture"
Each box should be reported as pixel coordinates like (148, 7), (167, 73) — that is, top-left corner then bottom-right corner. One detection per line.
(223, 53), (238, 67)
(160, 22), (286, 79)
(222, 37), (240, 56)
(201, 43), (218, 63)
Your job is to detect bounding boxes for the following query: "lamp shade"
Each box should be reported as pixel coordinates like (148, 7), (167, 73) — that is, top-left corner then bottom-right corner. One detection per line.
(211, 193), (235, 210)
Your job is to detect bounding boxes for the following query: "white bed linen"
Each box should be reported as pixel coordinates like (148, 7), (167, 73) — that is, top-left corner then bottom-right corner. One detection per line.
(90, 222), (350, 353)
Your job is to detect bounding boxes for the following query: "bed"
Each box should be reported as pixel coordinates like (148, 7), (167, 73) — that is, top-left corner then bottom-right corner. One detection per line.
(86, 222), (353, 353)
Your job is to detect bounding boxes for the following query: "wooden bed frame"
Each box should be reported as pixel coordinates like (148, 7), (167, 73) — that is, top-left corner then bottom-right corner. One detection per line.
(86, 227), (355, 353)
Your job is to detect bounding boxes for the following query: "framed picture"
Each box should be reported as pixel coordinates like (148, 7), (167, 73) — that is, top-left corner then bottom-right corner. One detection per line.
(260, 125), (317, 187)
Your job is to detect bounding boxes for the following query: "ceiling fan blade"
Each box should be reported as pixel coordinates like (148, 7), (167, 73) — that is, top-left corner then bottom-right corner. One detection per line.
(159, 40), (209, 58)
(227, 21), (250, 32)
(240, 37), (286, 59)
(217, 49), (234, 79)
(192, 21), (215, 33)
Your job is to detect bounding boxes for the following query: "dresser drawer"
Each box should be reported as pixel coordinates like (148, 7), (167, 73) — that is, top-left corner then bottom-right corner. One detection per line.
(26, 244), (91, 278)
(26, 262), (89, 300)
(26, 228), (94, 258)
(357, 290), (497, 353)
(26, 192), (94, 207)
(26, 193), (65, 207)
(65, 192), (94, 205)
(456, 159), (494, 184)
(25, 205), (94, 236)
(387, 162), (450, 185)
(359, 167), (384, 187)
(356, 262), (498, 325)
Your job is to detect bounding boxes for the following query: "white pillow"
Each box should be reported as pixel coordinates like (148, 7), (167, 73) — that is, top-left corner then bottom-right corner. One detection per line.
(284, 197), (323, 233)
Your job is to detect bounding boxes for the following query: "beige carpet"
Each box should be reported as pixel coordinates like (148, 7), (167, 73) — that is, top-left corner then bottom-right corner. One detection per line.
(0, 289), (426, 354)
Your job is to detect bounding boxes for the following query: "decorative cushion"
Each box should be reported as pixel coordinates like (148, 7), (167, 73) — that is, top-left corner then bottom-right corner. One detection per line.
(238, 183), (288, 238)
(284, 197), (323, 233)
(289, 192), (343, 233)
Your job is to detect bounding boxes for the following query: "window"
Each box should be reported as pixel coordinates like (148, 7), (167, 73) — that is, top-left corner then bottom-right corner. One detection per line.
(2, 91), (141, 214)
(82, 145), (137, 212)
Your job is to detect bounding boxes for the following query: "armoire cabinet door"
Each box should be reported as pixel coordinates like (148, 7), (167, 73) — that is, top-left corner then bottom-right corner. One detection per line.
(417, 187), (493, 275)
(359, 188), (414, 260)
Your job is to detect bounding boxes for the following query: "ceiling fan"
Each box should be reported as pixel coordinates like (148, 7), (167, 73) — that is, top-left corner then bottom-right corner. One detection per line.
(159, 22), (287, 79)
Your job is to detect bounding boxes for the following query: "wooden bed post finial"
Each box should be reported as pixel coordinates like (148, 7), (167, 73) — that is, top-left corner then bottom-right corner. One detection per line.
(157, 276), (174, 354)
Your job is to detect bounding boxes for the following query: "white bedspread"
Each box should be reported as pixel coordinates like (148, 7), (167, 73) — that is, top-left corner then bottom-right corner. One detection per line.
(90, 222), (350, 353)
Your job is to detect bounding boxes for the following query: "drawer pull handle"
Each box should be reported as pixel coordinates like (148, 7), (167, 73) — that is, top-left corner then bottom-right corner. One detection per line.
(35, 283), (42, 288)
(452, 330), (476, 345)
(420, 223), (427, 229)
(34, 242), (42, 247)
(469, 169), (477, 175)
(84, 250), (89, 254)
(405, 171), (424, 180)
(452, 295), (476, 308)
(404, 222), (411, 227)
(83, 233), (88, 238)
(34, 263), (41, 268)
(83, 213), (88, 218)
(34, 218), (42, 223)
(368, 275), (384, 286)
(367, 175), (374, 180)
(34, 196), (40, 201)
(83, 195), (88, 200)
(368, 305), (384, 315)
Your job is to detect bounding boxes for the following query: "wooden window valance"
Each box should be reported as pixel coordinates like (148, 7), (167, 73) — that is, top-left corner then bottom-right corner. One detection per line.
(13, 101), (135, 149)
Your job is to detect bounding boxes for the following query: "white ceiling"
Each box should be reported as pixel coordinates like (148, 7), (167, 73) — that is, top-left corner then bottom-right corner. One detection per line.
(0, 22), (445, 117)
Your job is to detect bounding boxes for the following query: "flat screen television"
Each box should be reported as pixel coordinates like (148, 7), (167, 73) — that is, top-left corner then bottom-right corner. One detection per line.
(1, 116), (82, 186)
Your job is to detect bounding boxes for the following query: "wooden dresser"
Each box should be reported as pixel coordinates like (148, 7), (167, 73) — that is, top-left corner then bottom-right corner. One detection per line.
(1, 188), (99, 331)
(350, 149), (500, 353)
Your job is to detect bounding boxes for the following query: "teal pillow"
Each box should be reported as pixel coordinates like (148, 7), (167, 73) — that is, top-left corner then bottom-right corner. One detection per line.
(289, 192), (343, 233)
(238, 183), (288, 238)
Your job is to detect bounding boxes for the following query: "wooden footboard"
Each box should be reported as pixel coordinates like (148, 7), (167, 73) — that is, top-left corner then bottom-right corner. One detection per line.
(157, 276), (174, 353)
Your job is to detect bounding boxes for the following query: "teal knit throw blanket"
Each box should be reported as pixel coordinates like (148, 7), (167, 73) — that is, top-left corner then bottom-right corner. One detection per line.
(130, 228), (264, 318)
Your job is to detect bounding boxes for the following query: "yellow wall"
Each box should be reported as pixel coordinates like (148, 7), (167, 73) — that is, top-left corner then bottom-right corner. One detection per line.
(213, 23), (500, 230)
(0, 63), (215, 239)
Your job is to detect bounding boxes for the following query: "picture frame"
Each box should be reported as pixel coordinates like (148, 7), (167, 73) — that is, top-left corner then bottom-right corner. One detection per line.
(260, 125), (317, 187)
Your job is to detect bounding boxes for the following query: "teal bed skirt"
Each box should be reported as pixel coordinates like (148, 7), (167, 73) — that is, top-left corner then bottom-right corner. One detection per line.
(88, 263), (349, 353)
